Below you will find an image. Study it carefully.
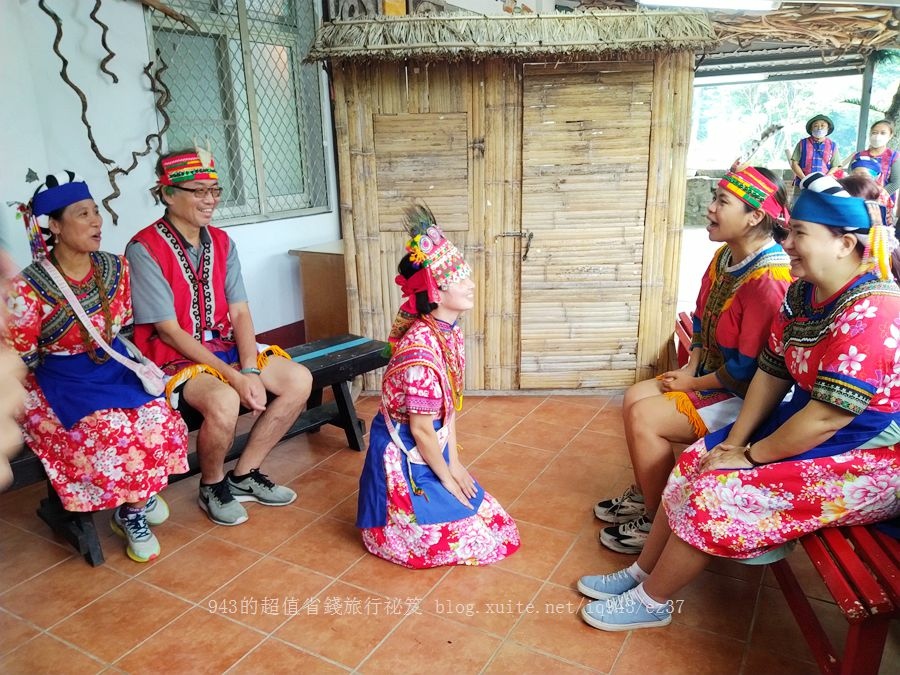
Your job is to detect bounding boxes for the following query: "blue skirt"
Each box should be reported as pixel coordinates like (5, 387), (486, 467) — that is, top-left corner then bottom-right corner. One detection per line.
(356, 413), (485, 529)
(34, 337), (157, 429)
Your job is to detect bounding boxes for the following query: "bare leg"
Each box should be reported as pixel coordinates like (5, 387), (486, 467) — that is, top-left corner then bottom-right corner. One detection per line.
(234, 359), (312, 474)
(626, 395), (696, 515)
(642, 532), (710, 602)
(621, 378), (667, 495)
(182, 374), (241, 484)
(635, 508), (676, 573)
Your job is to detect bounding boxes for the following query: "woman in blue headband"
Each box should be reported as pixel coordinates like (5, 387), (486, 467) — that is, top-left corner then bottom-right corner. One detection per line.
(577, 172), (900, 631)
(6, 172), (189, 563)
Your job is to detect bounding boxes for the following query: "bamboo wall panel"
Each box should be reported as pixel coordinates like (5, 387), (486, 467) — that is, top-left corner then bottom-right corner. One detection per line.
(332, 53), (686, 392)
(519, 60), (652, 389)
(373, 113), (470, 231)
(635, 51), (694, 380)
(333, 59), (514, 390)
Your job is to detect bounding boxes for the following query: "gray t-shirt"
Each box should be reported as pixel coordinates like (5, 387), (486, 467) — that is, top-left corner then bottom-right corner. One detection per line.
(125, 225), (247, 325)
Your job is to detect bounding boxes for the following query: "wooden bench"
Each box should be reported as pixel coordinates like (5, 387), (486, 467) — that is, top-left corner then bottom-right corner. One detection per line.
(7, 333), (388, 566)
(673, 313), (899, 674)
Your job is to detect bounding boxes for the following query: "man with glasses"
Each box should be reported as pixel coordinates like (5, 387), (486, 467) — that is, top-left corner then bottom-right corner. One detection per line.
(126, 148), (312, 526)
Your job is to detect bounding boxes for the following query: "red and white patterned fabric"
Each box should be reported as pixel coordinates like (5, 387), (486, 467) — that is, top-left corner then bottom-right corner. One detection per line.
(6, 255), (189, 511)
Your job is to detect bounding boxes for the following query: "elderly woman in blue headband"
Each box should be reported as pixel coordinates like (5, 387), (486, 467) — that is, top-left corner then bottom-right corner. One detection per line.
(5, 172), (189, 563)
(576, 172), (900, 632)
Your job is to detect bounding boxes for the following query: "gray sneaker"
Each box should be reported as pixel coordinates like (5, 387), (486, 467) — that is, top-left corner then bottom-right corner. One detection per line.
(227, 469), (297, 506)
(144, 494), (169, 526)
(198, 480), (249, 526)
(600, 515), (653, 554)
(594, 485), (646, 524)
(111, 506), (161, 563)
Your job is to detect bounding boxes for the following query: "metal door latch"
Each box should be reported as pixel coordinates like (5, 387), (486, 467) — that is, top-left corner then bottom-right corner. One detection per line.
(494, 231), (534, 261)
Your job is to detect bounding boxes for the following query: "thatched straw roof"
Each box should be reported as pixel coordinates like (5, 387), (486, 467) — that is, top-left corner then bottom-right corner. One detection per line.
(306, 10), (717, 63)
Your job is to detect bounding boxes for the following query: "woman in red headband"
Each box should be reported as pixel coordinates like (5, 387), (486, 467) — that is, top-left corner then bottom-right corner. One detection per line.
(578, 172), (900, 633)
(594, 166), (792, 556)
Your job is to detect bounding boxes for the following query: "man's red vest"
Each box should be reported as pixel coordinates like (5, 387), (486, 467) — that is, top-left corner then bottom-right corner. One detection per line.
(131, 218), (234, 369)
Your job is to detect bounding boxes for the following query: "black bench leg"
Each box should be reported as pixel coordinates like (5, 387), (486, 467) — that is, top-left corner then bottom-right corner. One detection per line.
(332, 380), (365, 451)
(306, 388), (324, 434)
(36, 481), (105, 566)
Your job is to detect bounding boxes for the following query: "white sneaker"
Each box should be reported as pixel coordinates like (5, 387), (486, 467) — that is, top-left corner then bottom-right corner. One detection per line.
(594, 485), (646, 524)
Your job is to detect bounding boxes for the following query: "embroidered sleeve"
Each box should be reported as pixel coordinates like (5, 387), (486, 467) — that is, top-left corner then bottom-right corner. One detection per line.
(810, 297), (894, 415)
(403, 364), (443, 416)
(6, 277), (43, 369)
(716, 274), (790, 394)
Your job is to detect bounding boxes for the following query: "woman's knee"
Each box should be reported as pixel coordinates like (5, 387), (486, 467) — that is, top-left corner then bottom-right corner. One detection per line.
(623, 377), (663, 410)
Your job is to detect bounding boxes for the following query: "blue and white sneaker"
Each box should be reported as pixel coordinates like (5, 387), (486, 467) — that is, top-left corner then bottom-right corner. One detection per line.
(580, 588), (672, 631)
(577, 568), (640, 600)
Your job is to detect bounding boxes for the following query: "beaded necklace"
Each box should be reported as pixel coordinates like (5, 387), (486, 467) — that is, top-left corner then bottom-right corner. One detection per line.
(49, 251), (113, 364)
(420, 314), (464, 411)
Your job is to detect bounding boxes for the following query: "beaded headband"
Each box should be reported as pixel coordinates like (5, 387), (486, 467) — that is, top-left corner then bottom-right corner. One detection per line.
(718, 166), (788, 223)
(158, 148), (217, 186)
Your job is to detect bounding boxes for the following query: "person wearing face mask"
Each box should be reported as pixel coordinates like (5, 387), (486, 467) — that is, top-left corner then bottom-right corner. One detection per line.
(845, 120), (899, 213)
(789, 115), (840, 194)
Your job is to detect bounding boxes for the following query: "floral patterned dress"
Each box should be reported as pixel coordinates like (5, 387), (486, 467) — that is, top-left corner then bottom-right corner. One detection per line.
(356, 318), (520, 568)
(664, 273), (900, 559)
(6, 252), (189, 511)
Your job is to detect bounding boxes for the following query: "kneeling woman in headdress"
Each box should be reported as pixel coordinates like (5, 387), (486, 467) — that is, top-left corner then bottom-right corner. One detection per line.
(356, 206), (520, 568)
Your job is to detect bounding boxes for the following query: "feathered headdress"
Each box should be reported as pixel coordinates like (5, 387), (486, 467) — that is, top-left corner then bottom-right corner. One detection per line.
(385, 204), (472, 355)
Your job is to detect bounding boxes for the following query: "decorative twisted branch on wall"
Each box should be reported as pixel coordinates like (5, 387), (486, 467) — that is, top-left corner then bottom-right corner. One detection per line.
(102, 54), (173, 221)
(38, 0), (114, 165)
(37, 0), (179, 225)
(89, 0), (118, 83)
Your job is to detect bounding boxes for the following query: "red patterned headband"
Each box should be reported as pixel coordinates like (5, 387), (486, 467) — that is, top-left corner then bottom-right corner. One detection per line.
(719, 167), (788, 223)
(158, 149), (217, 186)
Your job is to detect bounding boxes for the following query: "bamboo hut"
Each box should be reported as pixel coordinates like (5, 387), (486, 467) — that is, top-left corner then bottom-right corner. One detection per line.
(308, 10), (717, 391)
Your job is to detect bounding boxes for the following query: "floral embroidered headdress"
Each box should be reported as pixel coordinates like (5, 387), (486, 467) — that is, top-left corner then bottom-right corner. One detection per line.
(386, 205), (471, 354)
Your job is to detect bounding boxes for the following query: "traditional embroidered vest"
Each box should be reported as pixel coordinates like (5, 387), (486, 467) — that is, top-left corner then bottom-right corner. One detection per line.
(857, 149), (898, 188)
(798, 137), (836, 176)
(131, 219), (233, 368)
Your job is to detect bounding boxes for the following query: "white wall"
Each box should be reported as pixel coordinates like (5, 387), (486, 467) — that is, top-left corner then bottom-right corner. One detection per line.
(0, 0), (340, 333)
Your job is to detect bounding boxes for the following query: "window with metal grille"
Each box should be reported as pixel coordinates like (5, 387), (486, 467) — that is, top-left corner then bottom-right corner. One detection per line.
(148, 0), (329, 223)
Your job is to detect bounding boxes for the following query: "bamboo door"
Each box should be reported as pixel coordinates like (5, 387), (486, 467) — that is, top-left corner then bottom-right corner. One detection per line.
(518, 61), (654, 389)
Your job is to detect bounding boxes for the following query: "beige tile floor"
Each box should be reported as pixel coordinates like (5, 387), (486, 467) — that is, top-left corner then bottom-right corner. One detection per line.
(0, 394), (897, 674)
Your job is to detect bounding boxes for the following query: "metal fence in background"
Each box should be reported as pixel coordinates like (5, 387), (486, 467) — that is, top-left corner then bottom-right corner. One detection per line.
(148, 0), (329, 223)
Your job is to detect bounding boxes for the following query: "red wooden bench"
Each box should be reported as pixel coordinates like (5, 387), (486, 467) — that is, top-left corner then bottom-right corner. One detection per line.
(673, 313), (899, 674)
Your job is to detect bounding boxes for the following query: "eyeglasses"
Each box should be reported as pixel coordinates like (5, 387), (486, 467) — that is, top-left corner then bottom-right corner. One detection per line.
(170, 185), (223, 200)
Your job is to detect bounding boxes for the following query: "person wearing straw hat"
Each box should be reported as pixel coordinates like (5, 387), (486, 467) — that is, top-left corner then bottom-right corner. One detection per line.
(789, 114), (840, 188)
(5, 171), (189, 562)
(594, 166), (792, 556)
(577, 172), (900, 632)
(356, 205), (519, 568)
(126, 148), (312, 528)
